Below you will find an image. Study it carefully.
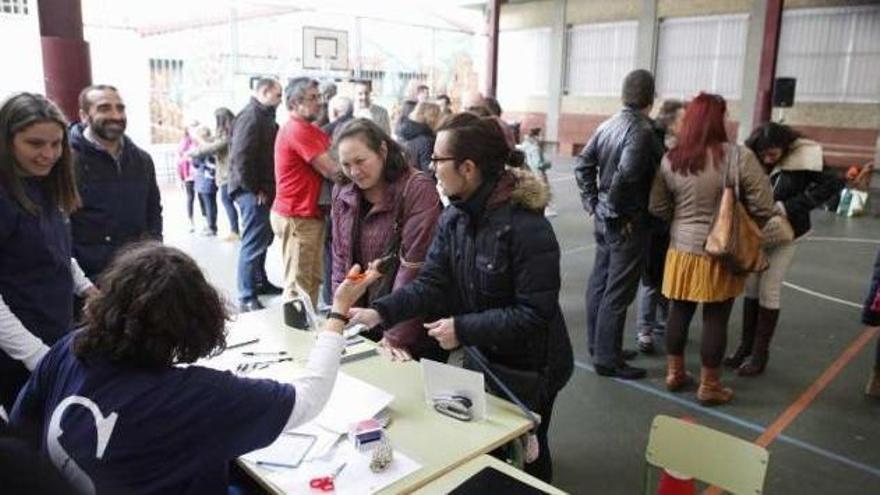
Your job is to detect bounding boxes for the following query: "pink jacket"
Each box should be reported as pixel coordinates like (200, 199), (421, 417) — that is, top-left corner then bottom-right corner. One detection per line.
(177, 135), (196, 182)
(331, 167), (441, 355)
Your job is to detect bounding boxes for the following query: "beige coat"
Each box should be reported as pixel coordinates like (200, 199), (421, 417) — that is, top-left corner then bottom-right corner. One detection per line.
(649, 144), (775, 255)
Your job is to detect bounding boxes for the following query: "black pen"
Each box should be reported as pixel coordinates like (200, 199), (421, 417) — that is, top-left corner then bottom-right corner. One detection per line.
(255, 460), (297, 469)
(241, 351), (288, 356)
(251, 357), (294, 365)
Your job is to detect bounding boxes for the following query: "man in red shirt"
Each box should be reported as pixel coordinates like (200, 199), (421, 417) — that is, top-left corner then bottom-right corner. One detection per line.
(271, 78), (339, 307)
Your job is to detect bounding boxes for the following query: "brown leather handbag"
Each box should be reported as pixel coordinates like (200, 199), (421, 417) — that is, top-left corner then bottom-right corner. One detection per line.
(704, 145), (768, 274)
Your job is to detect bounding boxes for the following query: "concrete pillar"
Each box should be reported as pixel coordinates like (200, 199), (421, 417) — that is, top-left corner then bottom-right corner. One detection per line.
(544, 0), (567, 153)
(738, 0), (783, 143)
(635, 0), (658, 72)
(485, 0), (501, 98)
(38, 0), (92, 122)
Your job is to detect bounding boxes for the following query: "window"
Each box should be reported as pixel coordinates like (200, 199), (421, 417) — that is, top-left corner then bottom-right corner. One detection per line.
(149, 59), (185, 144)
(656, 14), (748, 100)
(776, 6), (880, 103)
(0, 0), (29, 15)
(497, 28), (551, 101)
(565, 21), (637, 96)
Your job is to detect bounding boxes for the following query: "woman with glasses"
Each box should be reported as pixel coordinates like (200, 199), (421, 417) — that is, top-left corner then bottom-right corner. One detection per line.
(649, 93), (775, 406)
(349, 113), (573, 482)
(331, 118), (444, 361)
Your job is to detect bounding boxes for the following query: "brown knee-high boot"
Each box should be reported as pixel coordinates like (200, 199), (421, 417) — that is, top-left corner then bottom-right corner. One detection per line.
(737, 306), (780, 376)
(724, 297), (759, 368)
(697, 367), (733, 406)
(666, 355), (694, 391)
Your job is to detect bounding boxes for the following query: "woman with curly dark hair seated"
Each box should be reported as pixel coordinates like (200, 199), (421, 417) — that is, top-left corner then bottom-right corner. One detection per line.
(9, 241), (380, 495)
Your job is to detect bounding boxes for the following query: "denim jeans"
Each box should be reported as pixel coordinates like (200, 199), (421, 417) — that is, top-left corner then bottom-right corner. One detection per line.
(234, 192), (273, 301)
(586, 217), (647, 368)
(220, 184), (240, 234)
(636, 279), (668, 335)
(197, 191), (218, 233)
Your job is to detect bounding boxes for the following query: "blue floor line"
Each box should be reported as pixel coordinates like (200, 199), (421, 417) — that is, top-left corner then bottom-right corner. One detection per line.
(573, 360), (880, 479)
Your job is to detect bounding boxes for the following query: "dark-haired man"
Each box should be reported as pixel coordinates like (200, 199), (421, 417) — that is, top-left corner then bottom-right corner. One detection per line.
(228, 78), (284, 312)
(574, 69), (663, 380)
(69, 85), (163, 280)
(353, 80), (391, 135)
(271, 78), (338, 308)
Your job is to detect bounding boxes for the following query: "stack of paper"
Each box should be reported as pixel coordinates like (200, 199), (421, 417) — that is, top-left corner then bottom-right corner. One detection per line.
(265, 441), (421, 495)
(313, 372), (394, 434)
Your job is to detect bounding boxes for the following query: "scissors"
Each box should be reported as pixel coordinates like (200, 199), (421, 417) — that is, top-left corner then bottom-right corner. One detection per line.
(309, 462), (346, 491)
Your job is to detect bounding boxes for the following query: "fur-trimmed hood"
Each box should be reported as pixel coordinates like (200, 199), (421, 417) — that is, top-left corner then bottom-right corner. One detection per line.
(487, 167), (551, 212)
(774, 138), (824, 174)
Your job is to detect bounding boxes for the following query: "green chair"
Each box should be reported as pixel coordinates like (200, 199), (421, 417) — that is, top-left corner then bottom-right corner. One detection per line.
(644, 415), (770, 495)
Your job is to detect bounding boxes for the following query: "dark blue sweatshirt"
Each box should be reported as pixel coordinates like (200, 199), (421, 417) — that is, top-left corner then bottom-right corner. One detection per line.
(0, 179), (74, 405)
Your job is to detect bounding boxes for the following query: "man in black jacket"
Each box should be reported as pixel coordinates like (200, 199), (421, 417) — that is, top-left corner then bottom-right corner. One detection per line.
(574, 69), (663, 379)
(70, 85), (163, 279)
(228, 78), (284, 312)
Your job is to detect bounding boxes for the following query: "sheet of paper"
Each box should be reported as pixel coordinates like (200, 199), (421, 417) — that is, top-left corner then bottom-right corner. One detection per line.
(241, 432), (316, 468)
(288, 422), (343, 461)
(265, 441), (421, 495)
(314, 372), (394, 434)
(421, 358), (487, 421)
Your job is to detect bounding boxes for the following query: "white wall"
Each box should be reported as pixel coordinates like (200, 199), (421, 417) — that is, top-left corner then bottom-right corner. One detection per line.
(0, 8), (45, 97)
(84, 26), (152, 147)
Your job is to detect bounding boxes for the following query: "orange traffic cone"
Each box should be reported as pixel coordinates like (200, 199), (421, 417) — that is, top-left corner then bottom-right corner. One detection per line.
(656, 468), (696, 495)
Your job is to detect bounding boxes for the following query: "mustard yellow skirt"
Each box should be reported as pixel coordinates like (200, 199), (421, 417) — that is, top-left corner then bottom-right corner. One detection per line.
(662, 249), (746, 303)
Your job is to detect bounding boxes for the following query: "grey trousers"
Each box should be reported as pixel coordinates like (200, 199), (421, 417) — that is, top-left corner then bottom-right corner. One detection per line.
(586, 218), (647, 367)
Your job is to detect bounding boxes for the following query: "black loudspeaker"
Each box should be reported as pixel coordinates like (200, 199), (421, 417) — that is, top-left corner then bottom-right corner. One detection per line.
(773, 78), (796, 108)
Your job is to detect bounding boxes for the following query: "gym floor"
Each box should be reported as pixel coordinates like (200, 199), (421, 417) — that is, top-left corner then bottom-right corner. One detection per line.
(163, 156), (880, 494)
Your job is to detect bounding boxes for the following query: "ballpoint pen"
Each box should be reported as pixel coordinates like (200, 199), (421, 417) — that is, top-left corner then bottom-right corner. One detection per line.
(241, 351), (288, 356)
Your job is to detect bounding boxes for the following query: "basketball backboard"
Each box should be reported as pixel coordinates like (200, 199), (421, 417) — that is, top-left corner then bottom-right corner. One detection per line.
(303, 26), (349, 71)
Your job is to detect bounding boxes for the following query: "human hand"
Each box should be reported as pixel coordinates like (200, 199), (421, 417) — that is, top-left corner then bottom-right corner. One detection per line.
(424, 318), (460, 350)
(349, 308), (383, 329)
(332, 264), (383, 314)
(378, 338), (413, 362)
(256, 191), (269, 205)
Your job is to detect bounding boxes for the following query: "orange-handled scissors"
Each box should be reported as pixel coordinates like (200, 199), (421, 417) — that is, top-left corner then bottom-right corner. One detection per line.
(309, 462), (346, 491)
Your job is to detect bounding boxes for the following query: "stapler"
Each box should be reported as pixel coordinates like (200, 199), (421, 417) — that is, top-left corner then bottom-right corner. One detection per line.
(432, 394), (473, 422)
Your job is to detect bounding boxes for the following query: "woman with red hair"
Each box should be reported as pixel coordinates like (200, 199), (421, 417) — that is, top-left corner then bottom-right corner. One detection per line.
(649, 93), (775, 406)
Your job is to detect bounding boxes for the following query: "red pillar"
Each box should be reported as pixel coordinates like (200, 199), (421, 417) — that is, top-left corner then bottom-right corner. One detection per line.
(38, 0), (92, 122)
(485, 0), (501, 98)
(752, 0), (784, 128)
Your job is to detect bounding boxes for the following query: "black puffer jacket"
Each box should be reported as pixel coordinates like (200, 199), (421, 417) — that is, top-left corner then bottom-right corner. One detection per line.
(397, 118), (435, 175)
(574, 107), (663, 223)
(373, 169), (573, 391)
(227, 97), (278, 200)
(766, 139), (843, 239)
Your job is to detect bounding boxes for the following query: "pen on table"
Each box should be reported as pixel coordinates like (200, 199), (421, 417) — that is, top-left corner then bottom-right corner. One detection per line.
(255, 460), (297, 469)
(241, 351), (288, 356)
(253, 357), (294, 364)
(226, 338), (259, 350)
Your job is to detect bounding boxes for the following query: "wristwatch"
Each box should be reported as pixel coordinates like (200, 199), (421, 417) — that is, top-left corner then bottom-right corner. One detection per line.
(327, 311), (349, 323)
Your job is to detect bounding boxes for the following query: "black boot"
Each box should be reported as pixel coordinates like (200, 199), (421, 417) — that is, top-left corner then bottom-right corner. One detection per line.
(724, 298), (759, 368)
(737, 306), (780, 376)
